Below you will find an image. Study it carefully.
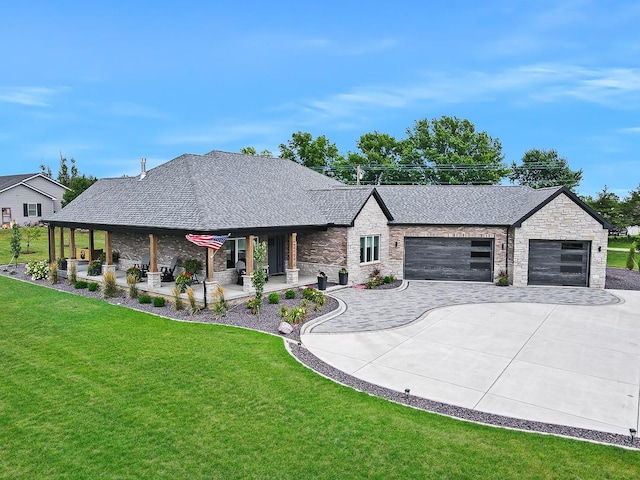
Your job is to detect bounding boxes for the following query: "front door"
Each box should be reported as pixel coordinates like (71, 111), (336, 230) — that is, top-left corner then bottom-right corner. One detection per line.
(268, 235), (286, 275)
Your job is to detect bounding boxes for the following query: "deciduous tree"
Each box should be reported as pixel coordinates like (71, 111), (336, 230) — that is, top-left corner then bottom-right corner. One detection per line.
(510, 149), (582, 190)
(279, 132), (343, 174)
(405, 116), (507, 185)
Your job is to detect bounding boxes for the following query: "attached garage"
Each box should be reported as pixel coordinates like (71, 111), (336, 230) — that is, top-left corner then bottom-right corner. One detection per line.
(527, 240), (590, 286)
(404, 237), (494, 282)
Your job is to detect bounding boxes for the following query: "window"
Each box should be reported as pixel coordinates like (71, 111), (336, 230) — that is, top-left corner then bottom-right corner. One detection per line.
(226, 238), (247, 268)
(360, 235), (380, 263)
(23, 203), (42, 217)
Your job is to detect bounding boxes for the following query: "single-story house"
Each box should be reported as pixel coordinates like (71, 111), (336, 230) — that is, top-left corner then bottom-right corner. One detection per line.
(44, 150), (611, 293)
(1, 173), (68, 227)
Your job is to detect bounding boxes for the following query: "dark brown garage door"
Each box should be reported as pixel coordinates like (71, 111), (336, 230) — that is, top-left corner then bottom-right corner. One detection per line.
(404, 237), (494, 281)
(528, 240), (590, 286)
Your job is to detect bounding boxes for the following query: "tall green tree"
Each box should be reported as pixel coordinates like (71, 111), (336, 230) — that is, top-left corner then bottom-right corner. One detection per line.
(40, 154), (97, 207)
(334, 132), (402, 184)
(240, 147), (273, 157)
(621, 184), (640, 226)
(9, 223), (21, 267)
(279, 132), (343, 174)
(583, 186), (625, 228)
(510, 149), (582, 190)
(405, 116), (507, 185)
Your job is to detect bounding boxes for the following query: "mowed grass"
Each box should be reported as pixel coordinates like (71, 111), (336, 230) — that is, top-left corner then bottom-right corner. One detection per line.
(1, 277), (639, 479)
(0, 227), (104, 265)
(608, 250), (635, 269)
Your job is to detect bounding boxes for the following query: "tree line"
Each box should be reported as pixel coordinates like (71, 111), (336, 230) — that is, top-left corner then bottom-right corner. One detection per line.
(242, 115), (638, 228)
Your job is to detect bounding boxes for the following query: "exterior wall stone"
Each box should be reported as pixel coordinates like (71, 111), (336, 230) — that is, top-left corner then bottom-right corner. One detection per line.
(112, 231), (234, 284)
(297, 228), (346, 283)
(346, 196), (391, 285)
(512, 193), (608, 288)
(389, 225), (509, 283)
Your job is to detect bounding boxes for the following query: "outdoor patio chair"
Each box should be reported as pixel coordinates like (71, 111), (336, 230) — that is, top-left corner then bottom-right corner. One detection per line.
(236, 260), (246, 285)
(160, 256), (178, 282)
(134, 253), (150, 277)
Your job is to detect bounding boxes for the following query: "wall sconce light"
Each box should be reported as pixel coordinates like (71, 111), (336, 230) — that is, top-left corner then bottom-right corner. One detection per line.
(631, 428), (637, 442)
(598, 246), (602, 252)
(395, 241), (398, 248)
(501, 243), (505, 250)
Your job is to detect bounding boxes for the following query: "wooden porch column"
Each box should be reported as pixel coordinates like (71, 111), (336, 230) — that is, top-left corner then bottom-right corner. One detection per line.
(246, 235), (254, 275)
(88, 230), (95, 257)
(149, 234), (158, 272)
(69, 229), (76, 259)
(58, 227), (65, 260)
(104, 231), (113, 265)
(48, 225), (56, 264)
(207, 248), (215, 282)
(288, 232), (297, 269)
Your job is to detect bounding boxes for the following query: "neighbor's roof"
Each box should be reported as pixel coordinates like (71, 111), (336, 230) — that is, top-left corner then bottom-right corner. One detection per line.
(45, 151), (343, 232)
(0, 173), (68, 195)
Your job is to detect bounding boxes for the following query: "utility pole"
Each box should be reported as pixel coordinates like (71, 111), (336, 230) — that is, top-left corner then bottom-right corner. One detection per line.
(356, 165), (361, 185)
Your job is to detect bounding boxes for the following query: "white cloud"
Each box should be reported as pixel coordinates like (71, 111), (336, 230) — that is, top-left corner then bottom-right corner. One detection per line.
(110, 102), (169, 120)
(620, 127), (640, 134)
(0, 86), (63, 107)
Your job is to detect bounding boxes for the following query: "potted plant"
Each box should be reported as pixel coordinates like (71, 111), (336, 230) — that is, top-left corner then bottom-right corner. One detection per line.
(496, 270), (509, 286)
(338, 267), (348, 285)
(57, 257), (67, 270)
(126, 265), (142, 282)
(317, 271), (328, 291)
(87, 259), (102, 276)
(175, 271), (193, 292)
(183, 258), (202, 275)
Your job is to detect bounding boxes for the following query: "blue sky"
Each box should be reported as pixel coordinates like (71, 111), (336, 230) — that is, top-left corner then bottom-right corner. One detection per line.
(1, 0), (638, 198)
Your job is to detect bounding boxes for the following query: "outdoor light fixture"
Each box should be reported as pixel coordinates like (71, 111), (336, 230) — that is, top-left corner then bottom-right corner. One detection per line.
(631, 428), (637, 442)
(404, 388), (410, 397)
(395, 241), (398, 248)
(598, 246), (602, 252)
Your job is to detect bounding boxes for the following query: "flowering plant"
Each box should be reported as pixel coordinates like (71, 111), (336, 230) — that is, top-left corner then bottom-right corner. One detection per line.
(126, 266), (142, 281)
(175, 272), (192, 290)
(26, 260), (49, 280)
(87, 260), (102, 276)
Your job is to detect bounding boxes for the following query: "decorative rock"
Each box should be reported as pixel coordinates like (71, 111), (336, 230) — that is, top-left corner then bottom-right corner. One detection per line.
(278, 321), (294, 335)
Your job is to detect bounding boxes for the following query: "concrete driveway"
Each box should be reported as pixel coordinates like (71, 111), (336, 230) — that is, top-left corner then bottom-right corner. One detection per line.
(301, 283), (640, 436)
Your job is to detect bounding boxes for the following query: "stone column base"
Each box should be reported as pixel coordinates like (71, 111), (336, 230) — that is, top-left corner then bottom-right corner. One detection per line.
(102, 264), (116, 275)
(242, 275), (255, 293)
(286, 268), (299, 284)
(147, 271), (162, 289)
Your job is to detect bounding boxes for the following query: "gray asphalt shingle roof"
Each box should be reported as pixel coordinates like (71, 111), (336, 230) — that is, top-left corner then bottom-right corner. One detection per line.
(46, 150), (601, 231)
(0, 173), (38, 192)
(46, 151), (342, 231)
(375, 185), (563, 225)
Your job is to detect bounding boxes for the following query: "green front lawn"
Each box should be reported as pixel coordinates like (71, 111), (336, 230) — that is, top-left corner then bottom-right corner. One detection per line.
(0, 227), (104, 265)
(608, 250), (636, 269)
(1, 277), (638, 479)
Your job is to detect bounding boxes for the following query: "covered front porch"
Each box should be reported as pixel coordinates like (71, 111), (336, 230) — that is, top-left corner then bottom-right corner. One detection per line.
(75, 261), (323, 305)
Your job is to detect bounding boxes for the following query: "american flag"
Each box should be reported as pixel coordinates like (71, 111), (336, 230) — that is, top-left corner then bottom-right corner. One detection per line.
(185, 234), (228, 250)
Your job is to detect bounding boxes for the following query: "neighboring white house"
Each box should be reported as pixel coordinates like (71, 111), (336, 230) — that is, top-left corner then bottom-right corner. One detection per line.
(0, 173), (68, 227)
(627, 226), (640, 236)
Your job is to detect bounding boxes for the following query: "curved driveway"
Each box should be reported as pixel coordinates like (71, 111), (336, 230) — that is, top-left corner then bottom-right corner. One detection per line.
(301, 282), (640, 436)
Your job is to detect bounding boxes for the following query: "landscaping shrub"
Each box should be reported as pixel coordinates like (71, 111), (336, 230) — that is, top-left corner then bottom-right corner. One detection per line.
(626, 247), (636, 270)
(284, 289), (296, 300)
(127, 274), (139, 299)
(302, 287), (316, 300)
(74, 281), (88, 289)
(102, 270), (119, 298)
(87, 282), (99, 292)
(268, 292), (280, 304)
(279, 305), (307, 325)
(172, 285), (185, 310)
(186, 286), (200, 314)
(26, 260), (49, 280)
(383, 275), (395, 284)
(139, 294), (152, 304)
(69, 263), (77, 284)
(153, 297), (166, 307)
(48, 262), (59, 284)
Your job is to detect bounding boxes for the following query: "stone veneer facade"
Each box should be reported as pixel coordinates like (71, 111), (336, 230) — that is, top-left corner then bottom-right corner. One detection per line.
(388, 225), (508, 283)
(297, 228), (347, 283)
(511, 193), (608, 288)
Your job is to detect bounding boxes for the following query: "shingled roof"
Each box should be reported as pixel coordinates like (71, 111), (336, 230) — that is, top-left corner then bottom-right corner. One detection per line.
(45, 150), (609, 232)
(45, 151), (342, 232)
